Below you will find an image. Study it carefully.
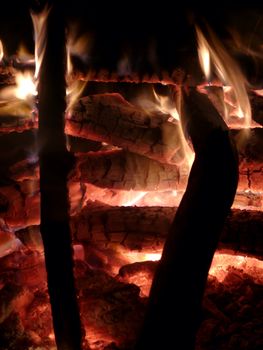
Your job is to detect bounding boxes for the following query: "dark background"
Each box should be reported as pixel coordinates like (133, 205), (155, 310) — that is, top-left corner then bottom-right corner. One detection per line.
(0, 1), (263, 77)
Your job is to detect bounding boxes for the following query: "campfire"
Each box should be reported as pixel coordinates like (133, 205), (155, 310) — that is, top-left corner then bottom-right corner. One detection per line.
(0, 3), (263, 350)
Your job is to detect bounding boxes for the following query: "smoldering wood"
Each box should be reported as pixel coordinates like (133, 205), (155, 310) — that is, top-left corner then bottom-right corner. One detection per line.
(1, 126), (263, 169)
(0, 178), (262, 258)
(0, 146), (262, 232)
(69, 205), (263, 259)
(72, 149), (180, 191)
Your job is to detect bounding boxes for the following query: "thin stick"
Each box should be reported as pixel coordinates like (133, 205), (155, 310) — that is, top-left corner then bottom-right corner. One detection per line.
(38, 4), (84, 350)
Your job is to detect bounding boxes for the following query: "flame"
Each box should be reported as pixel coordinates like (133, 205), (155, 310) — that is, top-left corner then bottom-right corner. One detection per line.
(66, 80), (87, 113)
(122, 191), (147, 207)
(31, 6), (50, 80)
(17, 44), (34, 64)
(0, 71), (37, 117)
(117, 54), (132, 76)
(15, 72), (37, 100)
(153, 88), (194, 171)
(253, 89), (263, 97)
(196, 27), (210, 80)
(0, 7), (50, 117)
(152, 89), (180, 121)
(66, 30), (90, 113)
(0, 40), (4, 62)
(195, 25), (252, 128)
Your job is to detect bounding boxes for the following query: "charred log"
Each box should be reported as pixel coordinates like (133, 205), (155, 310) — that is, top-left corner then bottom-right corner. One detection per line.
(72, 149), (180, 191)
(65, 93), (186, 165)
(69, 205), (263, 259)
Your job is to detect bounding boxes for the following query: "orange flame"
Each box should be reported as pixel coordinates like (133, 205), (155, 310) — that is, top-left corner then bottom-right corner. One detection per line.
(66, 30), (90, 112)
(0, 7), (50, 117)
(154, 88), (194, 171)
(135, 87), (194, 171)
(196, 25), (252, 128)
(0, 71), (36, 117)
(15, 72), (37, 100)
(196, 27), (210, 80)
(31, 6), (50, 80)
(0, 40), (4, 62)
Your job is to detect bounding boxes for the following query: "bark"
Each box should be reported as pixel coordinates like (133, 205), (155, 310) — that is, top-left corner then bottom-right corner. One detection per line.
(134, 89), (239, 350)
(37, 5), (84, 350)
(65, 93), (186, 165)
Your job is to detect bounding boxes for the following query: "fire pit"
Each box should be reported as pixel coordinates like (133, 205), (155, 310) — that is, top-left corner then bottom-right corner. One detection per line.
(0, 3), (262, 350)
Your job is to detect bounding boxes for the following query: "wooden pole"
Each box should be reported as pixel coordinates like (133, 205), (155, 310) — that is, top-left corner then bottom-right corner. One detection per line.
(135, 89), (239, 350)
(37, 3), (84, 350)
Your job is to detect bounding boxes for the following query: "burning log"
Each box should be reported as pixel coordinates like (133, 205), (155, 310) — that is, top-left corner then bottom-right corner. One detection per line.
(0, 116), (37, 134)
(232, 128), (263, 192)
(72, 149), (180, 191)
(65, 93), (186, 165)
(69, 204), (263, 259)
(0, 184), (39, 229)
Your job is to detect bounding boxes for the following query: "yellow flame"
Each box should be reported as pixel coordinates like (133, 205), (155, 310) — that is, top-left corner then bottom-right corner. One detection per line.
(31, 6), (50, 79)
(153, 88), (194, 171)
(0, 70), (37, 117)
(15, 72), (37, 100)
(66, 80), (87, 113)
(153, 89), (180, 121)
(0, 8), (50, 117)
(0, 40), (4, 62)
(66, 31), (90, 112)
(195, 25), (252, 128)
(196, 27), (210, 80)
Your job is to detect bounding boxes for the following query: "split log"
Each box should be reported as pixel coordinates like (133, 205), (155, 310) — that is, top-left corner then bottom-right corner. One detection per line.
(12, 206), (263, 272)
(72, 149), (180, 191)
(65, 93), (186, 165)
(0, 116), (37, 134)
(69, 204), (263, 259)
(70, 126), (263, 192)
(1, 168), (263, 245)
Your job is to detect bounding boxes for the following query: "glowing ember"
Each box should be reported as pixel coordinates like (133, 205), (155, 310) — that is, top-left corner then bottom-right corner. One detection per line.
(17, 44), (34, 64)
(122, 191), (147, 207)
(195, 25), (252, 128)
(210, 252), (263, 283)
(120, 249), (263, 286)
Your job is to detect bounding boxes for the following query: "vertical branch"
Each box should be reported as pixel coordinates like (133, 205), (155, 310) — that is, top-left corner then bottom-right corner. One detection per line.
(135, 89), (238, 350)
(38, 3), (83, 350)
